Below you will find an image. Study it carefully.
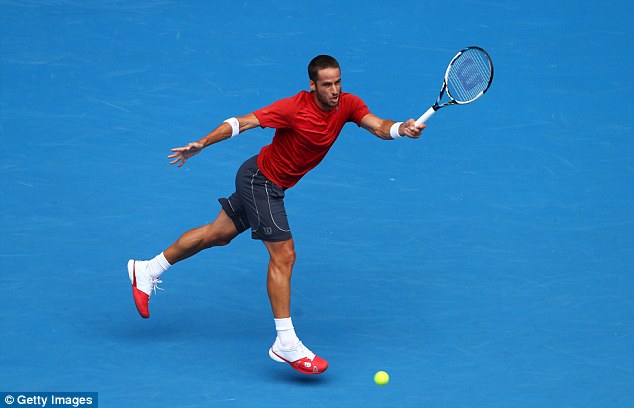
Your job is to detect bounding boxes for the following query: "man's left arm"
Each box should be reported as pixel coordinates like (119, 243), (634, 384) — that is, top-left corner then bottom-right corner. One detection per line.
(359, 114), (425, 140)
(168, 113), (261, 167)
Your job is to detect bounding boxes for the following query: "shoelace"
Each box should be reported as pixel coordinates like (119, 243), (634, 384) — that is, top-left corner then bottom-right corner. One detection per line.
(292, 341), (315, 360)
(148, 277), (164, 294)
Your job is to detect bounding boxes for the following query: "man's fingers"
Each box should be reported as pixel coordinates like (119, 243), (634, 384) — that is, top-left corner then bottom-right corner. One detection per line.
(400, 120), (425, 139)
(168, 143), (201, 167)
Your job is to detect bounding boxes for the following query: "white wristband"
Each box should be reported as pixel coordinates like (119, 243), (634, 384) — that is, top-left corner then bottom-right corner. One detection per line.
(390, 122), (403, 139)
(224, 117), (240, 137)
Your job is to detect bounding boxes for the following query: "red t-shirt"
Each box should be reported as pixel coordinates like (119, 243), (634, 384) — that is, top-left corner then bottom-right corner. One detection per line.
(253, 90), (371, 188)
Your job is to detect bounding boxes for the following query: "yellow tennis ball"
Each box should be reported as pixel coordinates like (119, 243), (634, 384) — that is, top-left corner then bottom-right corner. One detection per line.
(374, 370), (389, 386)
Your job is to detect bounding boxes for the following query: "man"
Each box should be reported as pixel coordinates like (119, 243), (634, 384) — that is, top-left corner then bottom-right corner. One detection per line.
(128, 55), (424, 375)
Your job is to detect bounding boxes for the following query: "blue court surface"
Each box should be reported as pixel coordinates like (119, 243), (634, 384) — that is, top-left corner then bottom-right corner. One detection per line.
(1, 1), (633, 407)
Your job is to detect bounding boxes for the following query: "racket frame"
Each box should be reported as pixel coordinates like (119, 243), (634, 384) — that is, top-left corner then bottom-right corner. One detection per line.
(416, 46), (493, 125)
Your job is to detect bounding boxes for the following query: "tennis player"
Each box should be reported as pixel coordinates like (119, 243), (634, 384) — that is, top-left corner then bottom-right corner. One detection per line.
(128, 55), (425, 375)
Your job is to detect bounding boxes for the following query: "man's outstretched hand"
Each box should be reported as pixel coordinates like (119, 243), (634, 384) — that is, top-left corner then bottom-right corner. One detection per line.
(168, 142), (204, 167)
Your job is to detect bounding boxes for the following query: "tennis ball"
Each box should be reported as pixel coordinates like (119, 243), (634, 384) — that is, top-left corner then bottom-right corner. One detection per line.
(374, 370), (389, 386)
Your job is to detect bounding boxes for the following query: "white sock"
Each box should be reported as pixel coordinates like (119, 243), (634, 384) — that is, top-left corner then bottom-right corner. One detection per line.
(146, 252), (171, 279)
(275, 317), (299, 348)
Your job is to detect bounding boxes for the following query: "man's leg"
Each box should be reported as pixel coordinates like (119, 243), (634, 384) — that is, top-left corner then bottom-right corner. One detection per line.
(263, 239), (296, 318)
(129, 209), (240, 318)
(263, 238), (329, 375)
(164, 209), (240, 264)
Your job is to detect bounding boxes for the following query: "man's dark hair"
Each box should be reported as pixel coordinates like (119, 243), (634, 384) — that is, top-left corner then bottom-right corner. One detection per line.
(308, 55), (340, 82)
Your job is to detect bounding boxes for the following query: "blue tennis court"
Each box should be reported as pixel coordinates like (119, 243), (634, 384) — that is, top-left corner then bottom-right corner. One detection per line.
(1, 1), (633, 406)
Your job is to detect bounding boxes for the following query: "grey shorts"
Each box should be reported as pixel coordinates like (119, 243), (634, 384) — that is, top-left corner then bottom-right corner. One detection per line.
(219, 155), (292, 242)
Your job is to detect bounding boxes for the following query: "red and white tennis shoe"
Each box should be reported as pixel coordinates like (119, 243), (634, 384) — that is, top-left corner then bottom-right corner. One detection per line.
(269, 338), (329, 375)
(128, 259), (163, 318)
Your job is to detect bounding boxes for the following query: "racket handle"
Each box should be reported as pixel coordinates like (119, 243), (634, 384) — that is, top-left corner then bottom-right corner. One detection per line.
(416, 107), (436, 126)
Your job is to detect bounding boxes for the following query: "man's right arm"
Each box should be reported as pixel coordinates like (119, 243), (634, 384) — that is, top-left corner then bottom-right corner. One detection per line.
(168, 113), (261, 167)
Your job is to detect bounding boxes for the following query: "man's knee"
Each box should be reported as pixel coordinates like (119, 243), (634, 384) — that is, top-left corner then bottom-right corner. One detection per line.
(267, 240), (296, 270)
(202, 219), (238, 247)
(207, 232), (233, 247)
(277, 246), (296, 267)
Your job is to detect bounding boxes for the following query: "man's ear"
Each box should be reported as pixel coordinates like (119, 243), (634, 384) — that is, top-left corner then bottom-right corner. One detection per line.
(309, 80), (316, 91)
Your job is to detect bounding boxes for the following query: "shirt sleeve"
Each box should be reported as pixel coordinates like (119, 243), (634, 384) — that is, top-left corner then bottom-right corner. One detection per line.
(347, 94), (371, 125)
(253, 96), (296, 129)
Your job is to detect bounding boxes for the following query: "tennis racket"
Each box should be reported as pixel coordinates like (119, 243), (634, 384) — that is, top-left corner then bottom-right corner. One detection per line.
(416, 46), (494, 125)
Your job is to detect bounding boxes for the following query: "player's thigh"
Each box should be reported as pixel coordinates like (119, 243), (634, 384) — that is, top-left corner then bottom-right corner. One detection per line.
(234, 156), (292, 242)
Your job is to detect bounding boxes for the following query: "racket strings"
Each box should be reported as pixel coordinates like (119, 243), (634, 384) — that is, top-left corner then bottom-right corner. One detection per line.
(446, 48), (492, 103)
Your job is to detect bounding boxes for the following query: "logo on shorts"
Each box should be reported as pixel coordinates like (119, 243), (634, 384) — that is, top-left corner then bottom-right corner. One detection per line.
(263, 226), (273, 235)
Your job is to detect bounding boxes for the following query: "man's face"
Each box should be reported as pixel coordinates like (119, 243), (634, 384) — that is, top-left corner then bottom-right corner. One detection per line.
(310, 67), (341, 111)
